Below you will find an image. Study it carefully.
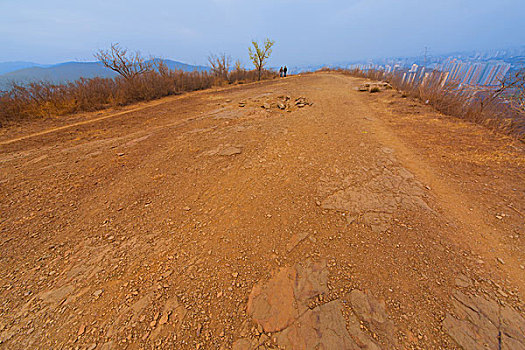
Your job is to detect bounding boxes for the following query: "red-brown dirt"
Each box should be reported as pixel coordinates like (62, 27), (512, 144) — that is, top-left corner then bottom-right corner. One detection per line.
(0, 72), (524, 349)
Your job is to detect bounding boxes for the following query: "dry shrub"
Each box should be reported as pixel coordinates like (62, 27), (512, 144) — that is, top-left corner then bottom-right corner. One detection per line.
(0, 66), (275, 126)
(208, 53), (231, 82)
(207, 55), (277, 86)
(336, 68), (525, 140)
(229, 67), (275, 84)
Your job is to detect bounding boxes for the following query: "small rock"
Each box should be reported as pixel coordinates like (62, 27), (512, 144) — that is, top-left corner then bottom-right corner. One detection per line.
(277, 103), (286, 110)
(218, 146), (242, 156)
(117, 153), (125, 157)
(158, 312), (170, 326)
(497, 258), (505, 265)
(182, 206), (191, 211)
(454, 274), (472, 288)
(346, 215), (357, 224)
(78, 325), (86, 336)
(286, 232), (310, 253)
(93, 289), (103, 298)
(197, 323), (203, 336)
(232, 272), (239, 278)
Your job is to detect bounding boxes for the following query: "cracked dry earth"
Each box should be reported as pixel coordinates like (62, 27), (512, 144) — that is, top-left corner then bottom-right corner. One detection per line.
(0, 72), (524, 349)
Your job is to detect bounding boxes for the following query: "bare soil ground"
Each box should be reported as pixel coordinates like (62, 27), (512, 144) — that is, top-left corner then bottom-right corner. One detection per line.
(0, 72), (524, 349)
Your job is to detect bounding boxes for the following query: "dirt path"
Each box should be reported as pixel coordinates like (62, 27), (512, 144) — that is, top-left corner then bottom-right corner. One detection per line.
(0, 72), (524, 349)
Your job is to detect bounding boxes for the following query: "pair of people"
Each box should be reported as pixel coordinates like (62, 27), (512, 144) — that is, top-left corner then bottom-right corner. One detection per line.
(279, 66), (288, 77)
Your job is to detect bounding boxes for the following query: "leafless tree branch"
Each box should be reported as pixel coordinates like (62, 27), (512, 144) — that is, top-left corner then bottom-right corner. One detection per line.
(95, 43), (153, 80)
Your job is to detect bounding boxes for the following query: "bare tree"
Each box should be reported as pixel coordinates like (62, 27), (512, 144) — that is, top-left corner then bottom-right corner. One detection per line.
(234, 59), (243, 72)
(495, 68), (525, 114)
(95, 43), (153, 80)
(153, 58), (170, 77)
(208, 53), (231, 80)
(248, 38), (275, 81)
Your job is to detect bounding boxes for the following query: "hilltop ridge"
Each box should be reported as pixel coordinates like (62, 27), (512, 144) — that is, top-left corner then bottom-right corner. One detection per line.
(0, 72), (523, 349)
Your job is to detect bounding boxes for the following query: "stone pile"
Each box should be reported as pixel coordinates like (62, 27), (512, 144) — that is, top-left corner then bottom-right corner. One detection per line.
(259, 96), (313, 111)
(357, 81), (393, 93)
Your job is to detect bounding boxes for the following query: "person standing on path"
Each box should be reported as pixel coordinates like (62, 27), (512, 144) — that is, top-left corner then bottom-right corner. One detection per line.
(283, 66), (288, 77)
(279, 67), (284, 78)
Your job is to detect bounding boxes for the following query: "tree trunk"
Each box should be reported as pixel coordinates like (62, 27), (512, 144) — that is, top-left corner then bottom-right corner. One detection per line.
(258, 67), (262, 81)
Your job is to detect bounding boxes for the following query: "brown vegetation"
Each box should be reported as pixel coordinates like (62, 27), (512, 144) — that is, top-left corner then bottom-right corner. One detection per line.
(208, 53), (231, 82)
(495, 68), (525, 115)
(0, 48), (276, 126)
(333, 67), (525, 140)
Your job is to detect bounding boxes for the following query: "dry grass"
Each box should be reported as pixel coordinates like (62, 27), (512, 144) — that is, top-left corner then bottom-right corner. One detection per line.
(330, 68), (525, 141)
(0, 67), (276, 126)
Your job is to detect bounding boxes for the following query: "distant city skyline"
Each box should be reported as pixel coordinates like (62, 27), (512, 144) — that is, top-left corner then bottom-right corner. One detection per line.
(347, 53), (516, 90)
(1, 0), (524, 66)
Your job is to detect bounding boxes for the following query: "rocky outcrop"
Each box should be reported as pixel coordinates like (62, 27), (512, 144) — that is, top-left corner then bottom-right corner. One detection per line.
(319, 147), (431, 233)
(238, 261), (396, 349)
(443, 291), (525, 349)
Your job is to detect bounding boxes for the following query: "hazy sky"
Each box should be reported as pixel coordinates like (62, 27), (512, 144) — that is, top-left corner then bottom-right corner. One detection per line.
(1, 0), (524, 66)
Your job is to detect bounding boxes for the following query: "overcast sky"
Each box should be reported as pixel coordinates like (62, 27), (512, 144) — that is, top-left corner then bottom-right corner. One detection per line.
(1, 0), (524, 66)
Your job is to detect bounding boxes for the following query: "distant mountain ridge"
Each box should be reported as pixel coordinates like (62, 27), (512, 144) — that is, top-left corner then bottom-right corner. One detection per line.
(0, 61), (50, 75)
(0, 60), (208, 90)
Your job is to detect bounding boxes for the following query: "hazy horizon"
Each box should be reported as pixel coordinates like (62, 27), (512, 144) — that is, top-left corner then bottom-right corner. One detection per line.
(1, 0), (524, 67)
